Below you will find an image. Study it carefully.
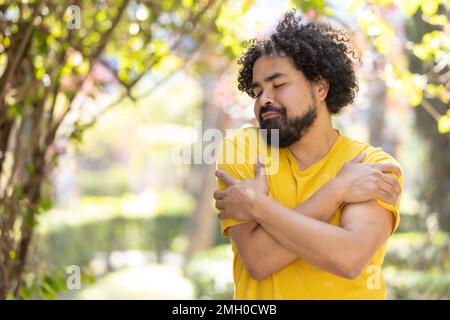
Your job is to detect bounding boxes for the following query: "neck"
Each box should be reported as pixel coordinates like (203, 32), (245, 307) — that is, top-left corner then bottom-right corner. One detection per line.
(287, 113), (338, 171)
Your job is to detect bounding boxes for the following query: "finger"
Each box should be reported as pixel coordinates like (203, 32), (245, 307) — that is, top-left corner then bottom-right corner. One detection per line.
(215, 200), (224, 210)
(376, 179), (397, 205)
(378, 173), (401, 195)
(254, 155), (265, 177)
(213, 189), (226, 200)
(350, 152), (366, 163)
(376, 189), (394, 205)
(217, 210), (225, 220)
(215, 169), (237, 186)
(369, 163), (402, 176)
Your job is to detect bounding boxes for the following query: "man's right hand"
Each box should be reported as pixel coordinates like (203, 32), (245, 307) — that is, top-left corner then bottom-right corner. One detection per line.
(333, 153), (402, 206)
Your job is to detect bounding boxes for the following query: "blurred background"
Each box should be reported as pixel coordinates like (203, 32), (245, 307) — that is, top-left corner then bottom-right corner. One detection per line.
(0, 0), (449, 300)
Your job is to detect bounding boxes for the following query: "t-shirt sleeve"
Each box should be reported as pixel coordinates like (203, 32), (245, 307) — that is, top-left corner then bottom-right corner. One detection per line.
(216, 133), (257, 237)
(363, 149), (404, 234)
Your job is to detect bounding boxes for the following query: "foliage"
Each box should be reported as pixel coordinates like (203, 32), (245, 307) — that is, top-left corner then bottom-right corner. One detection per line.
(384, 231), (450, 299)
(402, 7), (450, 232)
(186, 232), (450, 300)
(28, 191), (225, 296)
(33, 191), (192, 264)
(34, 215), (183, 268)
(13, 268), (95, 300)
(290, 0), (450, 133)
(384, 268), (450, 299)
(385, 232), (450, 271)
(34, 212), (225, 270)
(185, 244), (234, 300)
(78, 166), (131, 196)
(0, 0), (252, 298)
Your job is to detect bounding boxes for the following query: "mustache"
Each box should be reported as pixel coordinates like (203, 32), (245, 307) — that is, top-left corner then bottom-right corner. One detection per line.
(260, 105), (286, 118)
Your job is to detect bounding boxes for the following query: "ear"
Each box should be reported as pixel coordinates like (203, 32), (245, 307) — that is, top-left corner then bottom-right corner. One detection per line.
(314, 78), (329, 102)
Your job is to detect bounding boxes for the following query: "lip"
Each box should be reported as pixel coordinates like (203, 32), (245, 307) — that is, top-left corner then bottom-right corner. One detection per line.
(262, 111), (281, 120)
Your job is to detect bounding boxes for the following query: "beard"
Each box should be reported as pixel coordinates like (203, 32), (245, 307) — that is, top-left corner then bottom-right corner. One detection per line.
(258, 103), (318, 148)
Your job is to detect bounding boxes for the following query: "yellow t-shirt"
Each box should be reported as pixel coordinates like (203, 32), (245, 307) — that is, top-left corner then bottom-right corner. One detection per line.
(216, 127), (403, 300)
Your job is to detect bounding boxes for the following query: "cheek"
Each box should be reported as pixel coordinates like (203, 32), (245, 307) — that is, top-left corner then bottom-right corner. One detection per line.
(276, 86), (295, 104)
(254, 102), (261, 119)
(278, 88), (305, 116)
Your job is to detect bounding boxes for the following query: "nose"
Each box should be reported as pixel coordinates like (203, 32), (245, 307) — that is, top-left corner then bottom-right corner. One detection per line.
(260, 91), (274, 107)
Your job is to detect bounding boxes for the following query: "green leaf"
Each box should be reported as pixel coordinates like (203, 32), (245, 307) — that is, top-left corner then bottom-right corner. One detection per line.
(25, 213), (37, 229)
(421, 0), (440, 16)
(81, 273), (96, 285)
(3, 36), (11, 48)
(428, 15), (448, 26)
(323, 7), (334, 16)
(6, 293), (16, 300)
(241, 0), (256, 13)
(38, 196), (53, 212)
(402, 73), (425, 107)
(426, 84), (449, 103)
(292, 0), (326, 13)
(35, 67), (45, 79)
(398, 0), (422, 17)
(412, 43), (431, 60)
(182, 0), (194, 8)
(438, 114), (450, 134)
(26, 163), (36, 176)
(7, 104), (22, 119)
(358, 11), (395, 54)
(408, 89), (423, 107)
(368, 0), (394, 8)
(95, 11), (107, 22)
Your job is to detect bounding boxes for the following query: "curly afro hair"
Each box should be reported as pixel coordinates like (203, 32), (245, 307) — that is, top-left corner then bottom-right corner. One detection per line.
(237, 10), (359, 114)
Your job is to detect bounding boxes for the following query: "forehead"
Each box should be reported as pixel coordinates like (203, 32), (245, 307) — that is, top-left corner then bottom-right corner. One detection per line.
(252, 55), (297, 82)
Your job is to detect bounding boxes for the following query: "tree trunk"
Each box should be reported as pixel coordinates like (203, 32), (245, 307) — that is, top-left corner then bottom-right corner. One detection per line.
(184, 73), (225, 260)
(366, 52), (387, 148)
(405, 10), (450, 232)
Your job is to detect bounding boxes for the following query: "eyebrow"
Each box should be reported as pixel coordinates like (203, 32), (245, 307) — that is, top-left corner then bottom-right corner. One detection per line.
(251, 72), (288, 89)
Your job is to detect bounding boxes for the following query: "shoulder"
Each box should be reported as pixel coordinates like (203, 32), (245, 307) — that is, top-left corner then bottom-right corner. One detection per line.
(341, 134), (404, 232)
(340, 134), (403, 171)
(221, 126), (260, 147)
(363, 146), (403, 178)
(216, 126), (260, 180)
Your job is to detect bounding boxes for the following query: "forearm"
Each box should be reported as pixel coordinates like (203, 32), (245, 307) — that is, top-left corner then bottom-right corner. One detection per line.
(243, 179), (344, 278)
(242, 222), (298, 280)
(293, 179), (343, 222)
(253, 195), (362, 279)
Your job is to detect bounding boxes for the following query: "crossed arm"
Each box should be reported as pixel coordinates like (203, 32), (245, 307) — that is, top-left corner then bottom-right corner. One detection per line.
(216, 157), (401, 280)
(244, 196), (393, 280)
(228, 180), (346, 280)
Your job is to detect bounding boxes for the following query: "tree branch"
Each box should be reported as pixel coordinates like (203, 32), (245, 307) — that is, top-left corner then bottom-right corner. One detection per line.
(0, 0), (43, 115)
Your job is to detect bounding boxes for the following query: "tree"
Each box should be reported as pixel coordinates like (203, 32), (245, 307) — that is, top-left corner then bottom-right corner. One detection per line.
(292, 0), (450, 132)
(183, 0), (256, 260)
(404, 8), (450, 231)
(0, 0), (242, 299)
(341, 0), (450, 230)
(291, 0), (450, 228)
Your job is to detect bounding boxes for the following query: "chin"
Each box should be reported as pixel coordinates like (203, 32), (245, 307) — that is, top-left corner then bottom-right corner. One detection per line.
(260, 118), (283, 130)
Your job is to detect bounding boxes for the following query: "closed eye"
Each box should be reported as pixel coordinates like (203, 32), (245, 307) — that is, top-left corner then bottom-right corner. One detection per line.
(253, 83), (287, 99)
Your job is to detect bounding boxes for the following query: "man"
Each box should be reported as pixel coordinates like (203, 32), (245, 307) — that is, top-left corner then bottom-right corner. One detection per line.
(213, 11), (404, 299)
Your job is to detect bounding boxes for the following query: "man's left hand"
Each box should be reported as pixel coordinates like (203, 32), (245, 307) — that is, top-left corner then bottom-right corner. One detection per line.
(214, 157), (268, 221)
